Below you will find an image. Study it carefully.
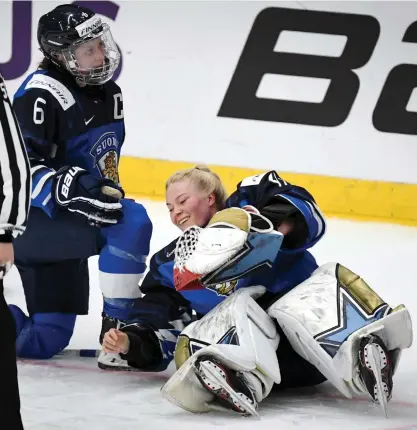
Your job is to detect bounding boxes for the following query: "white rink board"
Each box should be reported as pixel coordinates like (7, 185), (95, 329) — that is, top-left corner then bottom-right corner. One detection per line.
(1, 1), (417, 184)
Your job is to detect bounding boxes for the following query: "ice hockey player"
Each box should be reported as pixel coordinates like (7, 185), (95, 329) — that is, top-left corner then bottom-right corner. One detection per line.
(8, 4), (152, 359)
(102, 166), (413, 418)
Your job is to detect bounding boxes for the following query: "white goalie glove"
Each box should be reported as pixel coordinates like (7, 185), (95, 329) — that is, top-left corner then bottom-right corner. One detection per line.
(173, 207), (279, 291)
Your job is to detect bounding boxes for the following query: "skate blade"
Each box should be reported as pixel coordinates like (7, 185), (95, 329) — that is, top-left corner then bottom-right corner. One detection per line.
(365, 343), (389, 418)
(97, 361), (138, 371)
(198, 361), (260, 418)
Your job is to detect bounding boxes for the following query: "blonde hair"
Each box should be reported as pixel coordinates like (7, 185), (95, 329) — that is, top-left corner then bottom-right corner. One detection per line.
(165, 165), (227, 210)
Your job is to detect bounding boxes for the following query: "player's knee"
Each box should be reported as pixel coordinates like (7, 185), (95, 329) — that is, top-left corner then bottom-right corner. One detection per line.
(15, 313), (76, 359)
(121, 200), (153, 238)
(9, 304), (27, 336)
(99, 201), (152, 276)
(111, 200), (153, 255)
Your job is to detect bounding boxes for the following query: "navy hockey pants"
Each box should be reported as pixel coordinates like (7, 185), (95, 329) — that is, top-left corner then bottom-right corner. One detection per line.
(10, 200), (152, 359)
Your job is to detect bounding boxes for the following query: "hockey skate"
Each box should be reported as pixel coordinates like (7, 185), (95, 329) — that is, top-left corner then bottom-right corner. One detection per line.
(194, 355), (259, 417)
(98, 314), (132, 371)
(357, 334), (395, 417)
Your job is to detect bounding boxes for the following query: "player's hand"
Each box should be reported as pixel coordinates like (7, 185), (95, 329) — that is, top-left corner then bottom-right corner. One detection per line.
(0, 242), (13, 279)
(242, 205), (260, 215)
(103, 328), (130, 354)
(243, 204), (295, 235)
(276, 218), (295, 235)
(53, 166), (125, 227)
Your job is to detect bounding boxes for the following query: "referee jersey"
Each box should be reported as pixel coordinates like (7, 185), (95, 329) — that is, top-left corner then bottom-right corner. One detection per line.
(0, 73), (31, 240)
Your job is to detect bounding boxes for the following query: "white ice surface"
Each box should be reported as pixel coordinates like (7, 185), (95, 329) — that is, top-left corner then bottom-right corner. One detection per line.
(4, 200), (417, 429)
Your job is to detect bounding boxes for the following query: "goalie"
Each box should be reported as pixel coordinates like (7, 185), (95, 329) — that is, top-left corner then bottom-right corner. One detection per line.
(100, 166), (413, 418)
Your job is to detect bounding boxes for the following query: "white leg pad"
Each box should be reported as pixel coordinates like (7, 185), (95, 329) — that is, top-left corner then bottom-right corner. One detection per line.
(161, 285), (281, 413)
(267, 262), (413, 398)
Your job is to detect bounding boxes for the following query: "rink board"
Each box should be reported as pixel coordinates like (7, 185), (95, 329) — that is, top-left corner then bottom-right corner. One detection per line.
(119, 156), (417, 227)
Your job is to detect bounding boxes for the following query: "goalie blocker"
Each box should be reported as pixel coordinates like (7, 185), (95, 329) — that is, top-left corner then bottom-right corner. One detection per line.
(161, 263), (413, 418)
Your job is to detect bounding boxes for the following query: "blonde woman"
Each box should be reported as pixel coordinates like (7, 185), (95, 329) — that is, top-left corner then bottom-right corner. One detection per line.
(101, 167), (326, 376)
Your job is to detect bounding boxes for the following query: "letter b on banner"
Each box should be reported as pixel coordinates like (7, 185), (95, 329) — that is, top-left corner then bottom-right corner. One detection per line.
(218, 7), (380, 127)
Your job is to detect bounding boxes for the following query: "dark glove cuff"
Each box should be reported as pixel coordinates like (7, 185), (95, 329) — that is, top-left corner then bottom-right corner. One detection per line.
(120, 326), (162, 370)
(259, 197), (308, 248)
(0, 232), (13, 243)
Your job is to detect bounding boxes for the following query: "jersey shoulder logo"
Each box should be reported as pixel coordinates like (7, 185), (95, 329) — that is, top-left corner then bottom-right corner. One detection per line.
(25, 74), (75, 111)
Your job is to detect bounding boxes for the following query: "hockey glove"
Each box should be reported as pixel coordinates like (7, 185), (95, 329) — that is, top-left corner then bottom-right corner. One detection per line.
(173, 208), (279, 291)
(53, 166), (124, 227)
(120, 324), (163, 370)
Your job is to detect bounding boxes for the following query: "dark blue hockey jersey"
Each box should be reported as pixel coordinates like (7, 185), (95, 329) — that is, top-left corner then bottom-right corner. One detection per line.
(13, 65), (125, 218)
(122, 171), (326, 371)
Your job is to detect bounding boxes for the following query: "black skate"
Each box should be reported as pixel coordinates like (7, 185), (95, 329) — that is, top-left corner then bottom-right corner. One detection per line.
(99, 313), (126, 345)
(194, 355), (258, 417)
(358, 334), (394, 417)
(98, 314), (131, 371)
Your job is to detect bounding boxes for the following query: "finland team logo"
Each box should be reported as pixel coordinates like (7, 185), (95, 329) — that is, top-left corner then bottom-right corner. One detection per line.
(206, 280), (239, 297)
(90, 132), (120, 183)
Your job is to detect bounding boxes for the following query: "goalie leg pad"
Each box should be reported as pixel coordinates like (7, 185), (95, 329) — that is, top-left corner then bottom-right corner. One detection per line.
(161, 286), (280, 414)
(267, 262), (413, 401)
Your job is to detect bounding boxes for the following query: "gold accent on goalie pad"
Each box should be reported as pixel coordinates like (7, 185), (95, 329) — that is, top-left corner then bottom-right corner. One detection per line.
(255, 365), (268, 377)
(207, 208), (250, 232)
(174, 335), (191, 369)
(336, 264), (385, 314)
(391, 304), (406, 313)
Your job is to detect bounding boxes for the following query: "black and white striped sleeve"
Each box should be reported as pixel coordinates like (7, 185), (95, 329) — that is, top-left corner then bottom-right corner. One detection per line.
(0, 73), (31, 241)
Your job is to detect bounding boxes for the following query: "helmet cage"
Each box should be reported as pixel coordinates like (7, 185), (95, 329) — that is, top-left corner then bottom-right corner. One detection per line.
(56, 23), (120, 85)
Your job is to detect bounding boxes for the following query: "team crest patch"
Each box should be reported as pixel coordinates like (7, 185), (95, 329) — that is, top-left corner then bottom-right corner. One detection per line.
(207, 280), (238, 297)
(90, 132), (120, 183)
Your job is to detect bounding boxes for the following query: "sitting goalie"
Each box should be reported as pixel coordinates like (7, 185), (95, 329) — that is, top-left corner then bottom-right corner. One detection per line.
(100, 167), (413, 418)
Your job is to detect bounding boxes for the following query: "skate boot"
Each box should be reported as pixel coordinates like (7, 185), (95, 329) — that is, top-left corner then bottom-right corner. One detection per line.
(98, 313), (131, 371)
(194, 355), (258, 416)
(358, 334), (396, 417)
(99, 313), (126, 344)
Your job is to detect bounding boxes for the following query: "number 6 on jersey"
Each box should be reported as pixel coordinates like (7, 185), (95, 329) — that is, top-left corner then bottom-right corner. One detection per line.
(33, 97), (46, 125)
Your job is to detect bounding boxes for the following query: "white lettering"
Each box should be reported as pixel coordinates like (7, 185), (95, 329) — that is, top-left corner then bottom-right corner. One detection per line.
(113, 93), (124, 119)
(61, 184), (70, 198)
(94, 136), (119, 156)
(60, 167), (83, 199)
(25, 75), (75, 111)
(75, 16), (102, 37)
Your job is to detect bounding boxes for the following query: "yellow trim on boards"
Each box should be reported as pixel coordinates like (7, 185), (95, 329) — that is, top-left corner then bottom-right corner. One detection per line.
(119, 156), (417, 227)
